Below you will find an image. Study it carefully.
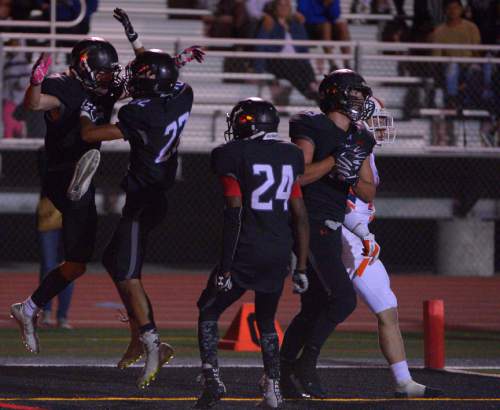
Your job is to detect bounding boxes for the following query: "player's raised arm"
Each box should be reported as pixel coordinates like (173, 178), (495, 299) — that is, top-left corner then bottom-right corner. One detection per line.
(24, 53), (61, 111)
(113, 8), (145, 56)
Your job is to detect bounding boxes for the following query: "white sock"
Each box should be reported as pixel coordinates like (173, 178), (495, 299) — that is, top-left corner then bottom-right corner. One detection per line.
(22, 297), (40, 318)
(390, 360), (412, 386)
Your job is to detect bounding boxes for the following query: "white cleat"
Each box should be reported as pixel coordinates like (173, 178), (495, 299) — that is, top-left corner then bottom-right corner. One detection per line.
(258, 374), (284, 409)
(10, 303), (40, 354)
(67, 149), (101, 201)
(137, 330), (174, 389)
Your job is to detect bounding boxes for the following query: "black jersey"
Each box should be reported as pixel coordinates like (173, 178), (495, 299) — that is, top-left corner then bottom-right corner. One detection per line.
(41, 72), (121, 169)
(211, 135), (305, 292)
(116, 82), (193, 192)
(290, 111), (375, 223)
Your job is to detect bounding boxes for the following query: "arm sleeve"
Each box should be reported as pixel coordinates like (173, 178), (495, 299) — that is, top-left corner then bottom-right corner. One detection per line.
(116, 103), (148, 142)
(290, 182), (303, 198)
(220, 176), (242, 197)
(220, 206), (242, 273)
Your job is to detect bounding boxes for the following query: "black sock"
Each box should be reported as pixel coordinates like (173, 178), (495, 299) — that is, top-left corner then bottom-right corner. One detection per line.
(139, 323), (156, 334)
(261, 332), (280, 379)
(198, 320), (219, 368)
(32, 267), (72, 308)
(305, 309), (337, 354)
(299, 345), (321, 368)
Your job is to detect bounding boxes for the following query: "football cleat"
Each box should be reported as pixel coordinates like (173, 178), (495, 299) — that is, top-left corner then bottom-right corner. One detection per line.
(67, 149), (100, 201)
(258, 374), (283, 409)
(137, 330), (173, 389)
(280, 360), (310, 399)
(394, 380), (443, 398)
(295, 358), (326, 398)
(118, 318), (144, 369)
(194, 366), (226, 409)
(10, 303), (40, 354)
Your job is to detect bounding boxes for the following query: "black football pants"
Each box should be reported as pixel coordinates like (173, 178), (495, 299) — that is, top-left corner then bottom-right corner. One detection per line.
(281, 219), (357, 362)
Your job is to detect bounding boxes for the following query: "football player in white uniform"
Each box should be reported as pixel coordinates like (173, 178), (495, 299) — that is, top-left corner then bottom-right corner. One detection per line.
(341, 97), (442, 398)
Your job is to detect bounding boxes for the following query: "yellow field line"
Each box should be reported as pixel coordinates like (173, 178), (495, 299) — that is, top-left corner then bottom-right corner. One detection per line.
(1, 397), (500, 402)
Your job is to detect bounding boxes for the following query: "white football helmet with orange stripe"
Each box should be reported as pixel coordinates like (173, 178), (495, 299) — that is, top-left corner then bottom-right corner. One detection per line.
(363, 97), (396, 145)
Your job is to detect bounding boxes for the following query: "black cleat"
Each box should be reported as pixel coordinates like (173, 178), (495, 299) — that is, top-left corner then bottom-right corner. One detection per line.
(280, 360), (310, 399)
(394, 380), (443, 398)
(194, 367), (226, 409)
(295, 359), (326, 398)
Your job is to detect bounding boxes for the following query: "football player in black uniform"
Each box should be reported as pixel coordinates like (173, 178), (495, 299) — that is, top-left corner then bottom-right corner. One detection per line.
(79, 50), (194, 388)
(10, 37), (123, 354)
(279, 69), (378, 398)
(195, 98), (310, 409)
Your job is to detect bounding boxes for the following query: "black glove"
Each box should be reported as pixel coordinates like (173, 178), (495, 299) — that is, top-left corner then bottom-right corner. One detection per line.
(113, 8), (138, 43)
(174, 46), (205, 68)
(333, 145), (369, 185)
(214, 270), (232, 292)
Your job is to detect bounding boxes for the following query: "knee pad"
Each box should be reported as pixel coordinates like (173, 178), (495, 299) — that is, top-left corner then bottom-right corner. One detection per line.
(327, 287), (357, 324)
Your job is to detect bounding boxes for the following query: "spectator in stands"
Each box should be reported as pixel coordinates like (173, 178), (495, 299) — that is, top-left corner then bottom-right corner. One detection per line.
(255, 0), (319, 105)
(37, 147), (75, 329)
(2, 40), (31, 138)
(297, 0), (352, 70)
(431, 0), (481, 109)
(201, 0), (254, 75)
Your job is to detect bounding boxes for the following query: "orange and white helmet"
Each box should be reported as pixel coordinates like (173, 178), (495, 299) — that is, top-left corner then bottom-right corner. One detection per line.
(363, 97), (396, 144)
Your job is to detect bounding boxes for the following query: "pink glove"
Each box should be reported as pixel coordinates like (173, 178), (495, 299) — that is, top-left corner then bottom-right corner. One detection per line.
(174, 46), (205, 68)
(30, 53), (52, 86)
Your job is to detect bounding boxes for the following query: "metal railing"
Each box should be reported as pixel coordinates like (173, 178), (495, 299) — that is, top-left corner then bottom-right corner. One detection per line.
(1, 30), (499, 150)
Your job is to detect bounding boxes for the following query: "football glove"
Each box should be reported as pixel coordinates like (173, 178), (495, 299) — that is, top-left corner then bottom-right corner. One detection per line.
(174, 46), (205, 68)
(292, 268), (309, 294)
(80, 99), (103, 123)
(214, 271), (232, 292)
(334, 145), (369, 185)
(113, 8), (139, 43)
(30, 53), (51, 86)
(362, 233), (381, 264)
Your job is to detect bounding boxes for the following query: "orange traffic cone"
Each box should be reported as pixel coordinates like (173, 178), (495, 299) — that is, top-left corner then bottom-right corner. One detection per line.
(219, 303), (284, 352)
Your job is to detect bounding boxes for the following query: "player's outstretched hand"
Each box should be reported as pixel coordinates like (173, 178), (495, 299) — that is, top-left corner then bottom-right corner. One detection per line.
(362, 233), (380, 264)
(30, 53), (51, 86)
(113, 8), (138, 43)
(174, 46), (205, 68)
(80, 99), (102, 123)
(292, 268), (309, 294)
(215, 271), (232, 292)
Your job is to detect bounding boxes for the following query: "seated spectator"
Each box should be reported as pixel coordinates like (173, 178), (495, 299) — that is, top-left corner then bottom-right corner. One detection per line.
(202, 0), (254, 75)
(431, 0), (481, 109)
(297, 0), (351, 70)
(255, 0), (318, 105)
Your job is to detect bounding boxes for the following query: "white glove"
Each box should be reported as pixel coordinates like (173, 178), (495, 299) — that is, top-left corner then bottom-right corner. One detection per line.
(80, 99), (103, 123)
(362, 233), (380, 264)
(292, 269), (309, 294)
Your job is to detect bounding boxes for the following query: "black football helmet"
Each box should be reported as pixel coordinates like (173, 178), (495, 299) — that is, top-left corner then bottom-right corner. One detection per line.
(318, 69), (374, 121)
(125, 49), (179, 98)
(70, 37), (121, 95)
(225, 97), (280, 141)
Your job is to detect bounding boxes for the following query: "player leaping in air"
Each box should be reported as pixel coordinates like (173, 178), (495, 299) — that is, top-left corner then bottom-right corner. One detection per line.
(341, 97), (442, 398)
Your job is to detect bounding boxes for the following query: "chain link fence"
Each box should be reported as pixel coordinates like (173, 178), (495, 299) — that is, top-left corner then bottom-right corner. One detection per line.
(1, 34), (499, 274)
